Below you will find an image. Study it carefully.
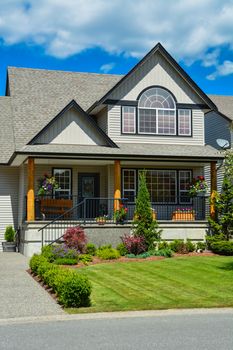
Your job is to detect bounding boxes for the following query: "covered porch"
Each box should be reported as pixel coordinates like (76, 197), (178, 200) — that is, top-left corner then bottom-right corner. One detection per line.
(23, 157), (217, 224)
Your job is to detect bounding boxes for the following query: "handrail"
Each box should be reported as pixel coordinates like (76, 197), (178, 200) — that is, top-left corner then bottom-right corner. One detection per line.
(38, 200), (85, 232)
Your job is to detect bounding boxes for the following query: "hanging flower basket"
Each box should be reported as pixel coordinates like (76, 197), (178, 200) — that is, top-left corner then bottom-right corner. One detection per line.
(37, 173), (59, 196)
(188, 176), (209, 198)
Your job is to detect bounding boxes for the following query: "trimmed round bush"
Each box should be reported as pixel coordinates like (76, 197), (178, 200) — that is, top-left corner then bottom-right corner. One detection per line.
(29, 255), (48, 274)
(116, 243), (127, 256)
(210, 241), (233, 255)
(43, 265), (59, 289)
(55, 271), (92, 307)
(96, 247), (120, 260)
(54, 258), (78, 265)
(86, 243), (97, 256)
(41, 245), (56, 262)
(37, 261), (53, 278)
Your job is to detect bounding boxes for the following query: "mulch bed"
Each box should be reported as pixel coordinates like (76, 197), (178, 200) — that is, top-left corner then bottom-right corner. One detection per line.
(72, 251), (218, 268)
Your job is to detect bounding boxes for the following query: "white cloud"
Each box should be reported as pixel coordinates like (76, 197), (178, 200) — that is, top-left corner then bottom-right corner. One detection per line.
(100, 62), (115, 73)
(0, 0), (233, 75)
(207, 60), (233, 80)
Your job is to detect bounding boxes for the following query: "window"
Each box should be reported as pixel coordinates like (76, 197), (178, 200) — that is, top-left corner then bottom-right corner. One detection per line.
(122, 169), (136, 202)
(142, 170), (177, 203)
(53, 168), (71, 198)
(138, 87), (176, 135)
(178, 109), (191, 136)
(122, 106), (136, 133)
(179, 170), (192, 203)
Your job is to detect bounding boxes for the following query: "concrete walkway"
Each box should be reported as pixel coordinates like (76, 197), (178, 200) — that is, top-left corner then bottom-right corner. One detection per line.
(0, 253), (64, 319)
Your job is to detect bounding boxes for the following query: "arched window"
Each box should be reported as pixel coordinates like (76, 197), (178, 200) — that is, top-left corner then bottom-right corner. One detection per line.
(138, 87), (176, 135)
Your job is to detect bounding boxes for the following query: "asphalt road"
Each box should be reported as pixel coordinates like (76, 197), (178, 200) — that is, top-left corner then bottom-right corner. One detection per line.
(0, 310), (233, 350)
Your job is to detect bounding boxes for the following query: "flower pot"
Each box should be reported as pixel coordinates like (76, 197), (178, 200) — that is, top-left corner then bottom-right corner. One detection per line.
(172, 212), (195, 221)
(2, 242), (16, 252)
(197, 192), (209, 197)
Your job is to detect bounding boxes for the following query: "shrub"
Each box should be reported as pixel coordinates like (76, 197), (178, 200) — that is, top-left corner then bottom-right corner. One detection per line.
(121, 234), (146, 255)
(43, 265), (59, 288)
(63, 226), (87, 253)
(54, 258), (78, 265)
(206, 234), (225, 249)
(96, 247), (120, 260)
(209, 241), (233, 255)
(52, 244), (79, 260)
(158, 241), (169, 250)
(186, 239), (196, 253)
(116, 243), (127, 256)
(55, 271), (92, 308)
(133, 171), (161, 249)
(4, 225), (15, 242)
(29, 254), (48, 274)
(169, 240), (189, 254)
(149, 248), (173, 258)
(41, 245), (56, 262)
(196, 241), (206, 251)
(29, 254), (92, 308)
(86, 243), (97, 256)
(37, 261), (53, 278)
(79, 254), (93, 264)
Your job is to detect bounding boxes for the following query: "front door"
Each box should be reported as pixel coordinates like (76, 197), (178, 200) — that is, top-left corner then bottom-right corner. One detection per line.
(78, 173), (100, 218)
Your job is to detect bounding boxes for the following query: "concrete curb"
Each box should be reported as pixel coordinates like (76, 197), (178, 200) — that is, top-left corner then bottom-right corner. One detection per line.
(1, 307), (233, 326)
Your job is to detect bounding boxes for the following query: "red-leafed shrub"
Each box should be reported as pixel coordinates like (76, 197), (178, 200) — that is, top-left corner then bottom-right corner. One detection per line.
(63, 226), (87, 253)
(121, 234), (146, 255)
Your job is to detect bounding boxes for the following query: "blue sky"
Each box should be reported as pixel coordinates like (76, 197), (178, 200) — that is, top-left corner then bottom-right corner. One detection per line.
(0, 0), (233, 96)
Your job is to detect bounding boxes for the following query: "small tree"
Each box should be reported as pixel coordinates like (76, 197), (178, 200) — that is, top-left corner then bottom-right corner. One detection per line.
(209, 151), (233, 240)
(133, 171), (161, 249)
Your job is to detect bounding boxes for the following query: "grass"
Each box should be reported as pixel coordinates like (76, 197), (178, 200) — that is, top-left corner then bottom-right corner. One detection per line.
(66, 256), (233, 313)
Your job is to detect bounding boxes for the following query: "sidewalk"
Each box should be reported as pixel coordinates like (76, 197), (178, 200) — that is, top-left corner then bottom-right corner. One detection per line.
(0, 253), (64, 319)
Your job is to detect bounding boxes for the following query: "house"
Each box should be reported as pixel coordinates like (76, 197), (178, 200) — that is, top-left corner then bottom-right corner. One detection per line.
(0, 43), (232, 256)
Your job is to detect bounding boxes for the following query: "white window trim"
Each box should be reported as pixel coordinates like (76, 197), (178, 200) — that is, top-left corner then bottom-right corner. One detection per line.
(53, 168), (72, 198)
(178, 109), (192, 136)
(138, 108), (176, 135)
(122, 106), (136, 134)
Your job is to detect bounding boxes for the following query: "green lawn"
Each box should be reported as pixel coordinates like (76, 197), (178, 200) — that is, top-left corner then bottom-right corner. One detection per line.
(66, 256), (233, 313)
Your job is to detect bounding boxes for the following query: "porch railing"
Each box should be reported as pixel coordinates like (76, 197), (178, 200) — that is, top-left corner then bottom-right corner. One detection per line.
(38, 198), (127, 246)
(37, 195), (209, 247)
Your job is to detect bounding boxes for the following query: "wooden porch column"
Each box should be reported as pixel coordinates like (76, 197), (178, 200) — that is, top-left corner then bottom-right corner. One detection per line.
(27, 157), (35, 221)
(114, 160), (121, 211)
(210, 161), (217, 220)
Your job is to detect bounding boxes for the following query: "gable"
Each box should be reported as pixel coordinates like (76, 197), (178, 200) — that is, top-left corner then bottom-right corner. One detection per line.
(108, 51), (205, 104)
(34, 107), (111, 146)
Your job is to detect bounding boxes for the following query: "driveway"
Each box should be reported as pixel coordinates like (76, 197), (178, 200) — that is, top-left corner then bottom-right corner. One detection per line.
(0, 253), (64, 319)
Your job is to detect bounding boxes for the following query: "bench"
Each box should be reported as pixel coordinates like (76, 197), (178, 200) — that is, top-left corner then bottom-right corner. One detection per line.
(40, 198), (73, 219)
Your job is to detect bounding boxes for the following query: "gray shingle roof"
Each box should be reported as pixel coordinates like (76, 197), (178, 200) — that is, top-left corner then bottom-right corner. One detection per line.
(8, 67), (123, 150)
(0, 66), (232, 164)
(0, 97), (15, 163)
(208, 94), (233, 121)
(20, 143), (224, 160)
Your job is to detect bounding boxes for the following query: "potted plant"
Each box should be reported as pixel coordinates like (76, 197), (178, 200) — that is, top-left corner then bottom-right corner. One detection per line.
(114, 204), (128, 224)
(2, 225), (16, 252)
(189, 176), (209, 197)
(96, 216), (107, 225)
(36, 173), (60, 219)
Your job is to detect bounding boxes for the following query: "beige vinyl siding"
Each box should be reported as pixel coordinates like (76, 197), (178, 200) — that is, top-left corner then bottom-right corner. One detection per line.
(108, 105), (204, 145)
(35, 107), (108, 146)
(0, 167), (19, 251)
(108, 52), (204, 104)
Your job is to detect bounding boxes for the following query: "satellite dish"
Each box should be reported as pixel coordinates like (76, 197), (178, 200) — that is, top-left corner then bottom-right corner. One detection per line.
(216, 138), (230, 149)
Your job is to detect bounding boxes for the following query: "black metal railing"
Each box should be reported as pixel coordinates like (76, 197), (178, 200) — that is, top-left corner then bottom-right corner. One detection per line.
(38, 198), (127, 246)
(126, 196), (209, 221)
